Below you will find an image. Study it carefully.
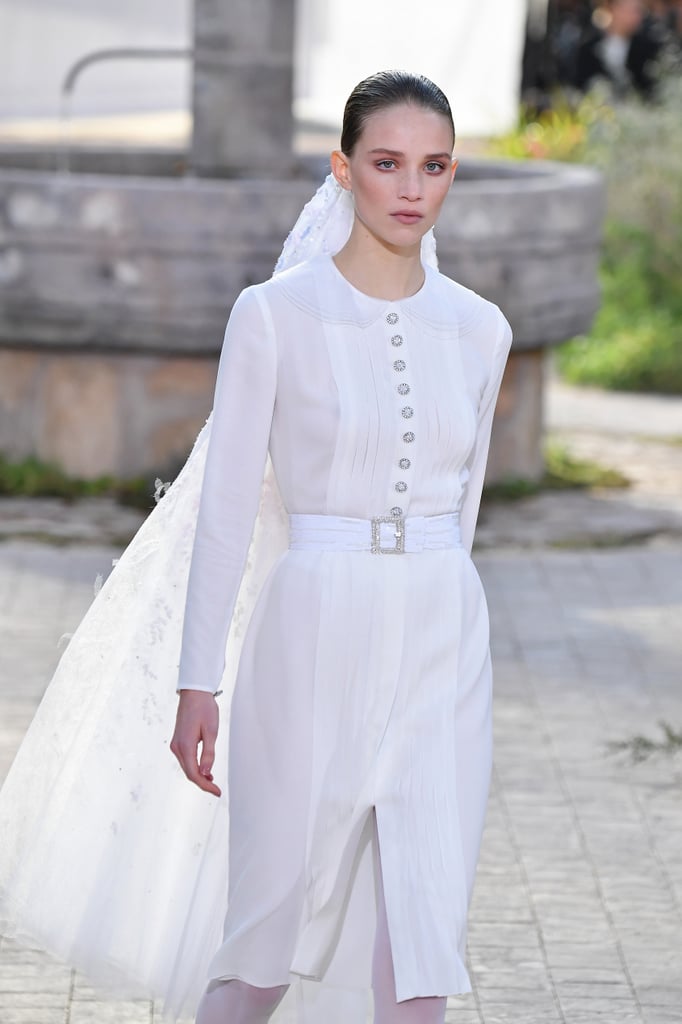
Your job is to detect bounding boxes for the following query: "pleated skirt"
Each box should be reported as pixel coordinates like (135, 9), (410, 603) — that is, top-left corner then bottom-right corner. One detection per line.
(207, 544), (493, 1021)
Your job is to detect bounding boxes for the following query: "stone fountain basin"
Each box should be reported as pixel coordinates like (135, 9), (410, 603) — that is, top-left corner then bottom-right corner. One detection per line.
(0, 158), (604, 480)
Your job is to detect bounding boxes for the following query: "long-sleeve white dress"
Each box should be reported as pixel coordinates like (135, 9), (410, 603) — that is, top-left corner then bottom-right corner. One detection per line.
(0, 248), (511, 1024)
(176, 252), (512, 1015)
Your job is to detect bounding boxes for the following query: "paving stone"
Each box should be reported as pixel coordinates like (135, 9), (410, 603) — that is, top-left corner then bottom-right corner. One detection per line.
(0, 1012), (66, 1024)
(68, 1003), (153, 1023)
(1, 381), (682, 1022)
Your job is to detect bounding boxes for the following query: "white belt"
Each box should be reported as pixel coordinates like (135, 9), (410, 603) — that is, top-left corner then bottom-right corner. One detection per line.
(288, 512), (462, 554)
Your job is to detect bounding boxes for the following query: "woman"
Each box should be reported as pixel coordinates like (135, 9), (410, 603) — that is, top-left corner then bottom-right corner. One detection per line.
(0, 71), (511, 1024)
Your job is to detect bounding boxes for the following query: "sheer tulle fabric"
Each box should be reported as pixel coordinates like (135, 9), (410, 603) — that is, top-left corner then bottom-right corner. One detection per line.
(0, 423), (289, 1018)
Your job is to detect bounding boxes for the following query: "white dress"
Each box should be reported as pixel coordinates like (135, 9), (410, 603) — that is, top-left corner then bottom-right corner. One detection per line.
(178, 254), (512, 1010)
(0, 252), (511, 1024)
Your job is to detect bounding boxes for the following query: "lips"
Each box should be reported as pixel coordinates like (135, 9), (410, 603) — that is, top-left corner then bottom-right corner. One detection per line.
(391, 211), (424, 225)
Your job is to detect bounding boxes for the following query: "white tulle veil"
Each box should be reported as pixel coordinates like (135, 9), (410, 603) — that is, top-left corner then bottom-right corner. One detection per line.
(0, 174), (438, 1022)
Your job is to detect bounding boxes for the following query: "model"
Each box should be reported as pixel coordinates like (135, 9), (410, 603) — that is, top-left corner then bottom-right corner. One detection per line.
(0, 71), (512, 1024)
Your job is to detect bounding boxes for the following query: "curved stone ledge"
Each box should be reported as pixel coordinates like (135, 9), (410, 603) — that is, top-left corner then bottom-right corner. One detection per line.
(0, 158), (605, 481)
(0, 159), (604, 355)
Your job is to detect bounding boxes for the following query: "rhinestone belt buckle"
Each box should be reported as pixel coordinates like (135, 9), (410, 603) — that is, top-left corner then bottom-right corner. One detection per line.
(371, 514), (406, 554)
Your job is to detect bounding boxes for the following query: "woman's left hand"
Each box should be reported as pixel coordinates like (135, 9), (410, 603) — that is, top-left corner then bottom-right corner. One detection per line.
(170, 690), (222, 797)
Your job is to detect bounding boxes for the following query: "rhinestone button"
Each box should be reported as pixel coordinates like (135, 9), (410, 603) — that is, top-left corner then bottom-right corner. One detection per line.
(395, 481), (408, 493)
(393, 359), (406, 371)
(403, 431), (415, 443)
(391, 506), (403, 516)
(399, 457), (411, 469)
(397, 383), (411, 395)
(390, 335), (403, 347)
(386, 312), (399, 325)
(401, 406), (414, 419)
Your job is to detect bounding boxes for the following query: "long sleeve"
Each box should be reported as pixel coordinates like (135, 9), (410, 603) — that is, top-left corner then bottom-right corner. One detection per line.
(177, 286), (277, 693)
(459, 307), (513, 555)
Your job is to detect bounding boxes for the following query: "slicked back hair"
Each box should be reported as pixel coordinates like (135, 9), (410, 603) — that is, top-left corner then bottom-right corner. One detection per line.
(340, 70), (455, 156)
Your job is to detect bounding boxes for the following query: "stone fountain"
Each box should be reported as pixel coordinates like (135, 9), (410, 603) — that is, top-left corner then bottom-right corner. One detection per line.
(0, 0), (604, 484)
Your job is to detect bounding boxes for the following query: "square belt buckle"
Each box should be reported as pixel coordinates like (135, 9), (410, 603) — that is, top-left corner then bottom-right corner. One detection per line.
(371, 514), (406, 554)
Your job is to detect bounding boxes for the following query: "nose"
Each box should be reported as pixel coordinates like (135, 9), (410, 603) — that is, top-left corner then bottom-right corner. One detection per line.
(398, 170), (422, 202)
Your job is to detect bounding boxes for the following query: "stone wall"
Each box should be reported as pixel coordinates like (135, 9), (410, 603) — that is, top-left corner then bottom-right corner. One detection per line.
(0, 159), (604, 483)
(0, 344), (543, 485)
(0, 348), (213, 479)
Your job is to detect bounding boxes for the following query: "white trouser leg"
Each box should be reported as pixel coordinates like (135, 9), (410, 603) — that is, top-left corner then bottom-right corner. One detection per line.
(371, 811), (448, 1024)
(195, 978), (289, 1024)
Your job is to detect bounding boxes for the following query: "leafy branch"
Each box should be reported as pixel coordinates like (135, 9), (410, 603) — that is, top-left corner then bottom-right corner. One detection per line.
(606, 720), (682, 763)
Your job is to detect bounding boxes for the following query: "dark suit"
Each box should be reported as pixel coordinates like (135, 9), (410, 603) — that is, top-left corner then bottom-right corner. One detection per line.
(573, 20), (667, 98)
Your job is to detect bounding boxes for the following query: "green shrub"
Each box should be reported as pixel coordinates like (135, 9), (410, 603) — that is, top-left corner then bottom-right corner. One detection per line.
(0, 453), (155, 509)
(557, 221), (682, 393)
(489, 79), (682, 394)
(483, 440), (629, 501)
(543, 440), (629, 489)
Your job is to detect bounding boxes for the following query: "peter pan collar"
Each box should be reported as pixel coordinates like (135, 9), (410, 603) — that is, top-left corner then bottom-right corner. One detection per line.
(272, 253), (476, 334)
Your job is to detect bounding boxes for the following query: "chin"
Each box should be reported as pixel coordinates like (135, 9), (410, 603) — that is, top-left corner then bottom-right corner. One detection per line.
(390, 227), (432, 251)
(383, 221), (431, 244)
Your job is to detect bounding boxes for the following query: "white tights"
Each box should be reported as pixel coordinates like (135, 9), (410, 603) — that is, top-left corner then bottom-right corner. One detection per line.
(194, 978), (289, 1023)
(195, 814), (447, 1024)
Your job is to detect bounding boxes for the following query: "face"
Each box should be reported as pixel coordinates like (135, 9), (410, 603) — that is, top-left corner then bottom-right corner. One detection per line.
(610, 0), (645, 35)
(331, 103), (457, 254)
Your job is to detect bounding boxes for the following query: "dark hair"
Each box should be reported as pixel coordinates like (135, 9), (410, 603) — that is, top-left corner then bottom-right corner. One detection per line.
(340, 70), (455, 156)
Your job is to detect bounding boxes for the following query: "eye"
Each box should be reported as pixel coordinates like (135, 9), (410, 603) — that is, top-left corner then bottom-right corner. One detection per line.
(425, 161), (446, 173)
(376, 159), (396, 170)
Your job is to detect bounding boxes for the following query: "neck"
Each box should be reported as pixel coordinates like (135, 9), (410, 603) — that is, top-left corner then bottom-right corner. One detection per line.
(332, 217), (426, 301)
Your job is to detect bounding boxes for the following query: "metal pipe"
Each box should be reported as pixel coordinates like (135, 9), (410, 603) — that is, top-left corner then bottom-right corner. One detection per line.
(61, 47), (192, 98)
(58, 47), (192, 173)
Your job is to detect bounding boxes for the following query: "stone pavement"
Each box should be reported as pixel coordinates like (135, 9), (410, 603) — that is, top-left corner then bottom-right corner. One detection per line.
(1, 378), (682, 1023)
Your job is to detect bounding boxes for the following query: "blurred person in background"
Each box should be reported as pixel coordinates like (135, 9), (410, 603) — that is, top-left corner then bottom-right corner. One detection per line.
(573, 0), (669, 97)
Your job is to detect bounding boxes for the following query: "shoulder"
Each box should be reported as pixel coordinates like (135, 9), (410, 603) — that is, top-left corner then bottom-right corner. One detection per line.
(248, 256), (388, 327)
(429, 271), (512, 402)
(220, 281), (280, 353)
(426, 269), (512, 350)
(232, 257), (354, 324)
(250, 259), (324, 309)
(427, 269), (495, 324)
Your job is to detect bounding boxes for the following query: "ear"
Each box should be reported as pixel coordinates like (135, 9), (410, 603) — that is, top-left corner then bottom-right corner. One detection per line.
(450, 158), (459, 185)
(330, 149), (352, 192)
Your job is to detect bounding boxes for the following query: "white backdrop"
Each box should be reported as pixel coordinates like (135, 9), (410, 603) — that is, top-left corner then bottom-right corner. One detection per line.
(1, 0), (527, 136)
(295, 0), (529, 136)
(0, 0), (191, 119)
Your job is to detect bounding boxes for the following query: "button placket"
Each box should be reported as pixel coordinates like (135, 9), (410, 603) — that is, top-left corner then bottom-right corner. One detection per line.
(384, 310), (416, 514)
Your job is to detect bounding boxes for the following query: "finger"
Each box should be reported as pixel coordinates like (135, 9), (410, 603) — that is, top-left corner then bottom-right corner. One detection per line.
(199, 735), (216, 780)
(189, 770), (222, 798)
(182, 747), (222, 797)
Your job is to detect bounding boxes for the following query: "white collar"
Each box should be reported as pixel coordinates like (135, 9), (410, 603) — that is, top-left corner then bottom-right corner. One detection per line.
(272, 254), (476, 334)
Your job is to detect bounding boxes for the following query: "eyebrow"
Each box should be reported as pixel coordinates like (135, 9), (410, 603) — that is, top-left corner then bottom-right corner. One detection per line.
(368, 148), (452, 159)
